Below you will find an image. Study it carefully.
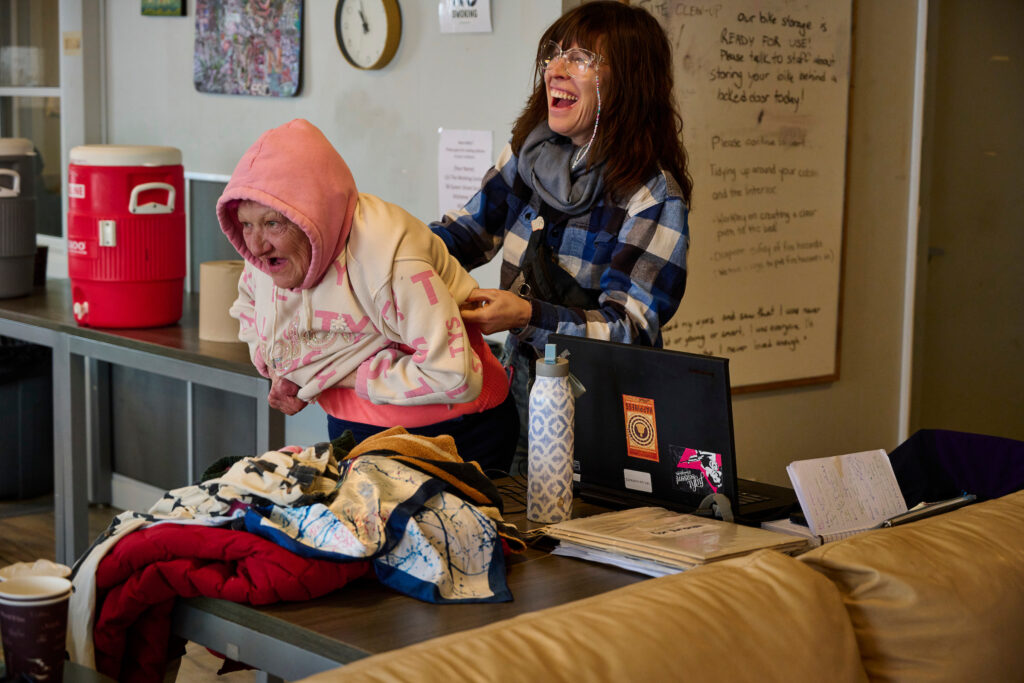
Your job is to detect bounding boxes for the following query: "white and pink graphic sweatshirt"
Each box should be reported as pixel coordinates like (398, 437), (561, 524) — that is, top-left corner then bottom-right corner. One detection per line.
(217, 119), (506, 417)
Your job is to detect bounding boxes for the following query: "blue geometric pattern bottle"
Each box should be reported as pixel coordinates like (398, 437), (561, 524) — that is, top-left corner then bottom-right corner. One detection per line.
(527, 344), (574, 523)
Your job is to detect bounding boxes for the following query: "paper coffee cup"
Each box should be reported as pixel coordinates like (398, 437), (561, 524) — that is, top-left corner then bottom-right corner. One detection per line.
(0, 576), (72, 682)
(198, 259), (245, 342)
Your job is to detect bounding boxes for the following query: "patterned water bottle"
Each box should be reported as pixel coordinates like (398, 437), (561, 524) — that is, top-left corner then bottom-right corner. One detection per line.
(528, 343), (574, 523)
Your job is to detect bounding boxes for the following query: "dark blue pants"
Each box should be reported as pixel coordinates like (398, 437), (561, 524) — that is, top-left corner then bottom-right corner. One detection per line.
(327, 391), (519, 477)
(503, 342), (533, 476)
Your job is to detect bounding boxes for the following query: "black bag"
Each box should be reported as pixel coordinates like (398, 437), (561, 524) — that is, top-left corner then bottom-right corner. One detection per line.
(512, 205), (602, 311)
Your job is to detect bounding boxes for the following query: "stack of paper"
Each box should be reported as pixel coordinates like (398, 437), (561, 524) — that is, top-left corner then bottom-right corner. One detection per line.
(760, 518), (823, 547)
(545, 507), (810, 577)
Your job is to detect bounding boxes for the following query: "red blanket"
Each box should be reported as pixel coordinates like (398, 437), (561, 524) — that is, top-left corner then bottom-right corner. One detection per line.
(92, 523), (370, 682)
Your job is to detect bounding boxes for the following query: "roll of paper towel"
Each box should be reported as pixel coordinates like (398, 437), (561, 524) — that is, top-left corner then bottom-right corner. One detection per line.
(199, 260), (245, 342)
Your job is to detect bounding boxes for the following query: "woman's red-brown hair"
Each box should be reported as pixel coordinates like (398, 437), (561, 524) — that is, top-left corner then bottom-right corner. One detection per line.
(511, 1), (692, 205)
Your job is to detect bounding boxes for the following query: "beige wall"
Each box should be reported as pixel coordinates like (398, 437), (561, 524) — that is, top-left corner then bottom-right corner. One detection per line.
(912, 0), (1024, 442)
(100, 1), (923, 482)
(732, 2), (921, 483)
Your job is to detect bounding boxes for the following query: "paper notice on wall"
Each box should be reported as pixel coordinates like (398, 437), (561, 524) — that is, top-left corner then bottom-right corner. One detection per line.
(438, 128), (492, 217)
(438, 0), (492, 34)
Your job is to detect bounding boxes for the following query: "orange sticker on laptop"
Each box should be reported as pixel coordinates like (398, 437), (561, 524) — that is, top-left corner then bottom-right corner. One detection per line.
(622, 394), (658, 461)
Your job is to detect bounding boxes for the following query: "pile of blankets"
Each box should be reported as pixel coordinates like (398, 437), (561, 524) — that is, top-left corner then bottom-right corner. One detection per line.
(68, 427), (525, 682)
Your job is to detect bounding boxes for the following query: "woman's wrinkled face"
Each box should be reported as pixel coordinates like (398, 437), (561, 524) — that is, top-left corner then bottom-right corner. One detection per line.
(237, 200), (311, 290)
(544, 41), (603, 146)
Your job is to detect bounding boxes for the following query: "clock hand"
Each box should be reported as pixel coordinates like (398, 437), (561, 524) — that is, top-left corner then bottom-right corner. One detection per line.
(358, 0), (369, 34)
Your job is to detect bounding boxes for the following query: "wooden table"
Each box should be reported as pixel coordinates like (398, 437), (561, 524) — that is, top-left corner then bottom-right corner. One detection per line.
(171, 498), (643, 681)
(0, 280), (283, 564)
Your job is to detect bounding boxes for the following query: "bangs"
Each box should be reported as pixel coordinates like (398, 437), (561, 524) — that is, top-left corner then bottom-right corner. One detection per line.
(545, 14), (605, 57)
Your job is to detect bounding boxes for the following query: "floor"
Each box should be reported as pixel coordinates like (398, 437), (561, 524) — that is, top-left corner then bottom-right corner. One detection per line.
(0, 495), (260, 682)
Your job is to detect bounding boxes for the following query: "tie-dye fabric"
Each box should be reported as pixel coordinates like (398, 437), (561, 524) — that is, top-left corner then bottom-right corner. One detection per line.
(251, 455), (509, 602)
(80, 437), (516, 604)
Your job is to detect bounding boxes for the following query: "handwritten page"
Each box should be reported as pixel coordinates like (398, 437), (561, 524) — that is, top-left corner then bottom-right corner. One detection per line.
(786, 449), (908, 539)
(635, 0), (853, 388)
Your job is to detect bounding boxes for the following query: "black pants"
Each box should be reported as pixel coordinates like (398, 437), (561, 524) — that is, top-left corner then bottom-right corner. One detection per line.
(326, 391), (519, 477)
(502, 340), (534, 477)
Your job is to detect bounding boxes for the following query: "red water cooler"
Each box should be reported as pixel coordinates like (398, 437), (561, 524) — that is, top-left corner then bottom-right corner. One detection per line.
(67, 145), (185, 328)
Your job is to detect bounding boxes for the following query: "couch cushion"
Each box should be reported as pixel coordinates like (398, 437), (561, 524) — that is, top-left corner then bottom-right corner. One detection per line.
(800, 489), (1024, 681)
(298, 549), (866, 683)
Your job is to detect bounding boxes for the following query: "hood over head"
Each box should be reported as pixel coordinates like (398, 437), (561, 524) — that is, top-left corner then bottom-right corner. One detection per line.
(217, 119), (358, 290)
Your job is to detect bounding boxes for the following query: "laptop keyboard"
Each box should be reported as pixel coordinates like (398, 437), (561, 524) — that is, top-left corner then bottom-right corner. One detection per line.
(737, 489), (771, 505)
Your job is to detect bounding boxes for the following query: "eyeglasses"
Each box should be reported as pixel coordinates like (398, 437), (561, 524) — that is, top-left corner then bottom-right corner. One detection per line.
(538, 41), (603, 78)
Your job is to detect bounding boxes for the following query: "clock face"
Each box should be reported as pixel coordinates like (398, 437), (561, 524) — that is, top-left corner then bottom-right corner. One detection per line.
(335, 0), (402, 70)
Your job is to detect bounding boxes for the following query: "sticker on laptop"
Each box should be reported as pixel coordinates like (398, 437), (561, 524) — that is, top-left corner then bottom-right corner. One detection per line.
(623, 469), (653, 493)
(621, 394), (658, 461)
(671, 445), (723, 495)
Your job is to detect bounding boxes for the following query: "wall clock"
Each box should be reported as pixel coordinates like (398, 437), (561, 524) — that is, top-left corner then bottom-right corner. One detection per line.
(335, 0), (402, 70)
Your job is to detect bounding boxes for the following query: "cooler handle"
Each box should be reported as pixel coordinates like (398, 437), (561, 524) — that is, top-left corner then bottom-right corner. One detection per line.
(0, 169), (20, 198)
(129, 182), (175, 214)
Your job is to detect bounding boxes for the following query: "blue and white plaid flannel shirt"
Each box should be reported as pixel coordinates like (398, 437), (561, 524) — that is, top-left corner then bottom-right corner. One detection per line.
(431, 144), (690, 356)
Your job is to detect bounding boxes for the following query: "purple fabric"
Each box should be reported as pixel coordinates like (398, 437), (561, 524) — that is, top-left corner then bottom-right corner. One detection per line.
(889, 429), (1024, 507)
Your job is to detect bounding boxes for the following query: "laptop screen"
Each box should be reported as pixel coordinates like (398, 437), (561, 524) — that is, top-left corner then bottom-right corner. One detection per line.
(548, 334), (740, 514)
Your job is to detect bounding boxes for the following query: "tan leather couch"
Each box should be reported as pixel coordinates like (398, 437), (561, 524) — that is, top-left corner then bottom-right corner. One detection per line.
(298, 490), (1024, 682)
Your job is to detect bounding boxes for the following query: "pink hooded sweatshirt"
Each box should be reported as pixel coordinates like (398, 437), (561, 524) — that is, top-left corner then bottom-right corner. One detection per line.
(217, 119), (507, 425)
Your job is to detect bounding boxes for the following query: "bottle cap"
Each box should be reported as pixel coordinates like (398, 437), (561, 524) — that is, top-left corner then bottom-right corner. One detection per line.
(535, 344), (568, 377)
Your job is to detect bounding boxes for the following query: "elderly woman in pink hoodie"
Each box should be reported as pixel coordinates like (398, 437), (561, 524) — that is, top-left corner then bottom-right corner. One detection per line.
(217, 119), (516, 473)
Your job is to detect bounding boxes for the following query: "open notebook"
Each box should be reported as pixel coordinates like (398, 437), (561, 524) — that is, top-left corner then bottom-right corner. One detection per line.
(782, 449), (908, 543)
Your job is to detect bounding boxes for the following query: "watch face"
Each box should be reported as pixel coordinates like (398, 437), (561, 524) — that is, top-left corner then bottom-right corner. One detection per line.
(336, 0), (399, 70)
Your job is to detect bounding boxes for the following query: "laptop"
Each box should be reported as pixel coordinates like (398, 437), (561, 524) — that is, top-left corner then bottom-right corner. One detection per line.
(548, 334), (797, 524)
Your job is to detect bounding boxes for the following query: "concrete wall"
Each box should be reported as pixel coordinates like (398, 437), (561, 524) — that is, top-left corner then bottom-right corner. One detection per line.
(101, 1), (921, 483)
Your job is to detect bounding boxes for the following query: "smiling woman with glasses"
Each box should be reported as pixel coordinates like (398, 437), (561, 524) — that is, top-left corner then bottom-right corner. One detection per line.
(538, 41), (604, 78)
(431, 1), (693, 475)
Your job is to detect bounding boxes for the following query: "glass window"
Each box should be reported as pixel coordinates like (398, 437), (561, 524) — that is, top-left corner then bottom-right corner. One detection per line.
(0, 0), (60, 88)
(1, 0), (62, 237)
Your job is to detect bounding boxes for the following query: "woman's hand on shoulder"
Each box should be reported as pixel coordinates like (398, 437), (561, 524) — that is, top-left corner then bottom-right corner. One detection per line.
(459, 288), (532, 335)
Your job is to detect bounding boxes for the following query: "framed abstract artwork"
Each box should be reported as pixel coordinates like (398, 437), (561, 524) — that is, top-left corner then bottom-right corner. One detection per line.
(142, 0), (186, 16)
(193, 0), (303, 97)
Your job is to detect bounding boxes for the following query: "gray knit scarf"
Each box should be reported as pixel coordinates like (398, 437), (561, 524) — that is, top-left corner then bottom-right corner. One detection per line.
(517, 123), (604, 214)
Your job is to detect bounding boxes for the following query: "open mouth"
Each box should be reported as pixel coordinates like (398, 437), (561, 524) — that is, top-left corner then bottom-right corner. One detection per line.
(266, 257), (285, 270)
(550, 87), (578, 109)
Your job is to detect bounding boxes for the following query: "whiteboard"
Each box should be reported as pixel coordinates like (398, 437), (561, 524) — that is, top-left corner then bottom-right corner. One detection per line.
(637, 0), (853, 390)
